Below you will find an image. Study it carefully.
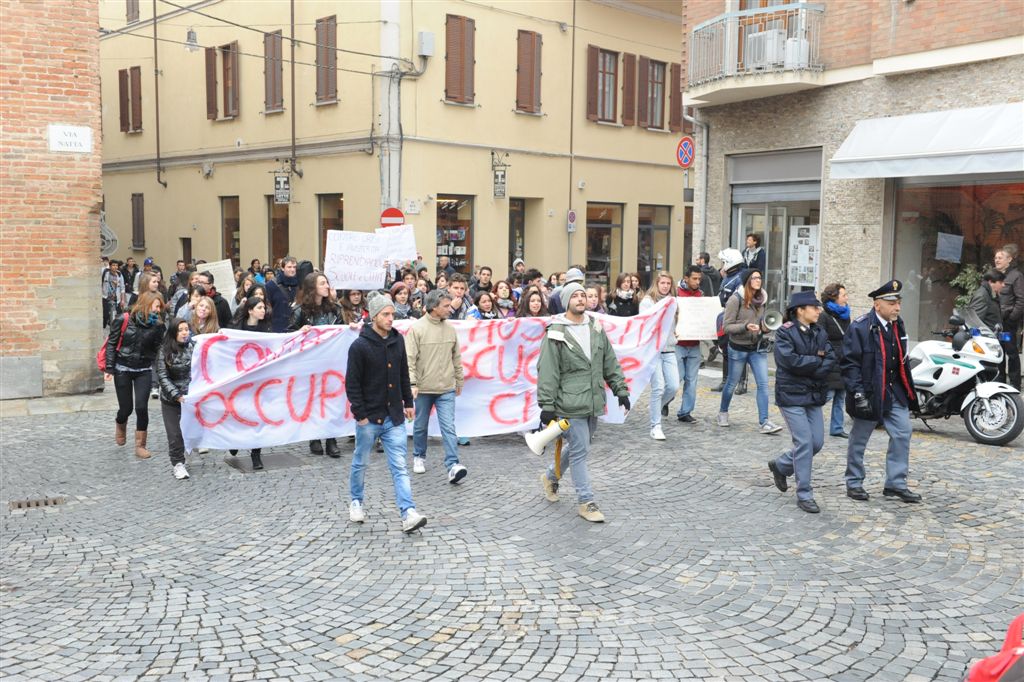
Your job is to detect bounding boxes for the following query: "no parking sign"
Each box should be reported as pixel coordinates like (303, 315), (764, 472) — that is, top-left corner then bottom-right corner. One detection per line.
(676, 136), (696, 169)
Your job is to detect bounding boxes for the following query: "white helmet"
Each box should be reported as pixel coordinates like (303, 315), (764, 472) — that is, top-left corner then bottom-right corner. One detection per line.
(717, 248), (744, 271)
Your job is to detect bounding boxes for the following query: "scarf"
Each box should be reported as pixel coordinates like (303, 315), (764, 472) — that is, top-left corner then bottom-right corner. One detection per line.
(826, 300), (850, 320)
(395, 301), (411, 317)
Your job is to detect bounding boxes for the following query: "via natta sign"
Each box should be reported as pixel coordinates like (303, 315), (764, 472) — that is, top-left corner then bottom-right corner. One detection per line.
(47, 125), (93, 153)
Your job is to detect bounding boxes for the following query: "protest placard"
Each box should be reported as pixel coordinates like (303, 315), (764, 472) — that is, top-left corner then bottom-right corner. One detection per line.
(204, 259), (236, 302)
(374, 225), (418, 263)
(674, 296), (723, 340)
(323, 230), (386, 290)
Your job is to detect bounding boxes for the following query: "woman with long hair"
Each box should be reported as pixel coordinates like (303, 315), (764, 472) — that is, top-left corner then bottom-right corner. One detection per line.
(232, 295), (272, 332)
(156, 318), (195, 479)
(606, 272), (639, 317)
(516, 286), (549, 318)
(104, 291), (165, 459)
(190, 295), (220, 336)
(718, 269), (782, 434)
(639, 272), (680, 441)
(493, 280), (517, 319)
(339, 289), (367, 325)
(230, 273), (256, 313)
(586, 285), (607, 314)
(819, 282), (851, 438)
(468, 291), (500, 320)
(289, 272), (345, 458)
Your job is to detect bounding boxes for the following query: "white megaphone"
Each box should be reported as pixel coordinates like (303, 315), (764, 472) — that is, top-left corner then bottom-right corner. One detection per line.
(525, 419), (570, 455)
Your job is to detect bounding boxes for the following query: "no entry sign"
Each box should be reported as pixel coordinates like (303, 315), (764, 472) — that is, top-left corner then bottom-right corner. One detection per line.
(677, 136), (696, 169)
(380, 207), (405, 227)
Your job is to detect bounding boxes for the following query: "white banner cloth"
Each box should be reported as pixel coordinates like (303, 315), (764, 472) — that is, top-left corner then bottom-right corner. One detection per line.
(181, 297), (677, 450)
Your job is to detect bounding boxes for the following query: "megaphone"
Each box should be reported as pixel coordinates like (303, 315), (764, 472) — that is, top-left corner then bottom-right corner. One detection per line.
(764, 310), (783, 331)
(525, 419), (570, 455)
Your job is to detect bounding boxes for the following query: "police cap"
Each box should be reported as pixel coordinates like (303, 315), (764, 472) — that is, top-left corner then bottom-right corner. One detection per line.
(868, 280), (903, 301)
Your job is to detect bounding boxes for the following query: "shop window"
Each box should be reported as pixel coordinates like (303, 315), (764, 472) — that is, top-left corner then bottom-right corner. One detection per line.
(585, 203), (623, 288)
(638, 205), (670, 289)
(893, 179), (1024, 341)
(318, 194), (344, 267)
(437, 195), (474, 274)
(267, 196), (289, 265)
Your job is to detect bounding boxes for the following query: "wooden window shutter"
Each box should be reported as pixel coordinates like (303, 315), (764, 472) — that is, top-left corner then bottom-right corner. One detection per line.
(129, 66), (142, 131)
(669, 62), (682, 132)
(126, 0), (139, 23)
(464, 17), (475, 103)
(205, 47), (217, 120)
(516, 31), (535, 113)
(264, 33), (274, 111)
(131, 193), (145, 249)
(326, 16), (337, 101)
(118, 69), (130, 132)
(585, 45), (599, 121)
(223, 42), (239, 117)
(316, 16), (337, 103)
(621, 53), (636, 126)
(637, 55), (650, 128)
(445, 15), (464, 102)
(533, 33), (542, 112)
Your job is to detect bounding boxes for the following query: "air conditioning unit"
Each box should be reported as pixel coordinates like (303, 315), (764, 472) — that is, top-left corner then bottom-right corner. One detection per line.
(784, 37), (810, 69)
(745, 29), (785, 70)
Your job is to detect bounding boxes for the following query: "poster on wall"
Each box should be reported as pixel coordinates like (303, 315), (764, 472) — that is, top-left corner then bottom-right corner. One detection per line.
(787, 224), (820, 288)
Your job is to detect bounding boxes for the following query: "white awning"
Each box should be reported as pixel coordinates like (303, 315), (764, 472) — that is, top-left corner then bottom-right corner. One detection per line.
(829, 102), (1024, 179)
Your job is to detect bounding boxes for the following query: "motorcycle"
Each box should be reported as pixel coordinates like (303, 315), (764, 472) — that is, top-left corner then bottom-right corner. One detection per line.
(909, 311), (1023, 446)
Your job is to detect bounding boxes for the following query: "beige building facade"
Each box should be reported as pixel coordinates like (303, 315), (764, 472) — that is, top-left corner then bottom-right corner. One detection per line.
(683, 0), (1024, 340)
(100, 0), (693, 289)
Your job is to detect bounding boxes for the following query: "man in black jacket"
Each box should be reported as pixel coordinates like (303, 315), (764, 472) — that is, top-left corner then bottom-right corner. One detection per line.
(267, 256), (301, 333)
(968, 269), (1005, 331)
(345, 292), (426, 534)
(995, 246), (1023, 389)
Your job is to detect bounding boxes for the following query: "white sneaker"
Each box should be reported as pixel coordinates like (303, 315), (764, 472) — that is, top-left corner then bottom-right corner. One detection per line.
(349, 500), (365, 523)
(760, 420), (783, 434)
(448, 464), (468, 484)
(717, 412), (729, 427)
(402, 508), (427, 533)
(172, 463), (189, 480)
(197, 448), (210, 454)
(650, 425), (666, 441)
(413, 457), (426, 474)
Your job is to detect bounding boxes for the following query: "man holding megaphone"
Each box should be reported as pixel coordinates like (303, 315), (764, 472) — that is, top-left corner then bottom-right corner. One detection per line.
(535, 282), (630, 523)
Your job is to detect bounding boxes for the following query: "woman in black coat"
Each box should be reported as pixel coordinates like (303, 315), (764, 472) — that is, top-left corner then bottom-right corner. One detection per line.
(820, 283), (851, 438)
(105, 291), (165, 460)
(156, 318), (195, 479)
(767, 292), (836, 514)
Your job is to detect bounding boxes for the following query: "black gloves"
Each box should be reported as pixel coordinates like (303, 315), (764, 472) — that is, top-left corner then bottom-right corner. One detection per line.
(852, 392), (872, 419)
(618, 395), (631, 412)
(540, 410), (557, 427)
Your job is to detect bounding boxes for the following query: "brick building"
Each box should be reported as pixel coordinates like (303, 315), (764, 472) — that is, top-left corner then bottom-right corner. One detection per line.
(683, 0), (1024, 340)
(0, 0), (103, 398)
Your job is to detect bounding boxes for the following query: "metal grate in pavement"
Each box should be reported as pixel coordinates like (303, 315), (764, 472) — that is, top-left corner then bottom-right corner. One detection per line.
(8, 496), (66, 510)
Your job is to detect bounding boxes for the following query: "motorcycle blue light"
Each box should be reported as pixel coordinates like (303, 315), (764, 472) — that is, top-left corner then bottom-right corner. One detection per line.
(970, 328), (981, 337)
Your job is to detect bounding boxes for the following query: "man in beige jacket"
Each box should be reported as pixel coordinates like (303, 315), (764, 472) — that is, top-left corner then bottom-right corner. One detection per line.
(406, 288), (468, 484)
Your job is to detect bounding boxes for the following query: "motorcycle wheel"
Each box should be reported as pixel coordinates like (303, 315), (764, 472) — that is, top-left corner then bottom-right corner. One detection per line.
(961, 393), (1024, 446)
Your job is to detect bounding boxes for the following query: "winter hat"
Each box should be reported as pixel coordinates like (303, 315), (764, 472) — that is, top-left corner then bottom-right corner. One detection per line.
(564, 267), (585, 284)
(366, 291), (395, 320)
(742, 268), (762, 286)
(560, 282), (586, 310)
(512, 258), (525, 268)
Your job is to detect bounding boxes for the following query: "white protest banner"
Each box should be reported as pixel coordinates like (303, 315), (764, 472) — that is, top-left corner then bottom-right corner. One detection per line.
(375, 225), (418, 262)
(180, 297), (677, 450)
(323, 230), (386, 290)
(674, 297), (723, 341)
(204, 259), (236, 301)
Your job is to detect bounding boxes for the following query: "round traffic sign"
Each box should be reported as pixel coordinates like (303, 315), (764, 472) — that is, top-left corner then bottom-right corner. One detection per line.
(677, 136), (696, 169)
(380, 207), (405, 227)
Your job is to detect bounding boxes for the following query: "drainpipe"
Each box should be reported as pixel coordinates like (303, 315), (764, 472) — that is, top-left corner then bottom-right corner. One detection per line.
(567, 0), (577, 269)
(152, 0), (166, 187)
(289, 0), (301, 177)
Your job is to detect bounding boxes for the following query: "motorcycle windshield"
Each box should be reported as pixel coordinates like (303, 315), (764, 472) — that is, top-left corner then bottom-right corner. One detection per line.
(956, 308), (996, 337)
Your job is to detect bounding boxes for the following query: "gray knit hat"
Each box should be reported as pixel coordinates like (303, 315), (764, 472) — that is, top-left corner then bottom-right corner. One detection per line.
(560, 282), (586, 310)
(366, 291), (395, 320)
(564, 267), (585, 283)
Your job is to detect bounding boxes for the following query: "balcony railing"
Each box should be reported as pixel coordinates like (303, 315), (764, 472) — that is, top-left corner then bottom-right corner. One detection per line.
(689, 3), (825, 87)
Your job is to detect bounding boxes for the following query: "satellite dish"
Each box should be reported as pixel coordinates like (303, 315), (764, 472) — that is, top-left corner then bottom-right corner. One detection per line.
(99, 210), (118, 257)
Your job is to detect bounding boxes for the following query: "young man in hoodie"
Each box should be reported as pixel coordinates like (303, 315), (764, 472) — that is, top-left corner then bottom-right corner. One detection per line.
(266, 256), (301, 333)
(346, 292), (427, 533)
(537, 282), (630, 523)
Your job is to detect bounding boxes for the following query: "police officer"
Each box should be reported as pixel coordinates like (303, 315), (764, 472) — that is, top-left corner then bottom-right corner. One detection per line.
(842, 280), (921, 503)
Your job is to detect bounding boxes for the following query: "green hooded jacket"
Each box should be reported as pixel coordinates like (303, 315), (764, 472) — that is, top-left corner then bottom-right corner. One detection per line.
(536, 316), (628, 418)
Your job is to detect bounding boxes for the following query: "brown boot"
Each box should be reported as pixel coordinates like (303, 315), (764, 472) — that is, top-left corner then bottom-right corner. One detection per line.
(115, 421), (127, 446)
(134, 430), (152, 459)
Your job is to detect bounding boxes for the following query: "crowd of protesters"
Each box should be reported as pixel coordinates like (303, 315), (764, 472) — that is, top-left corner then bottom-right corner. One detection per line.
(99, 240), (1024, 528)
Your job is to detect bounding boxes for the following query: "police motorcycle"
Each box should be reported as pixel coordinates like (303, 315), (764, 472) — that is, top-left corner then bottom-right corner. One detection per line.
(908, 310), (1023, 445)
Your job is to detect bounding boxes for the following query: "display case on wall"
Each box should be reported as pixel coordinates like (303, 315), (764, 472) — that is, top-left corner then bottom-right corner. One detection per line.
(436, 195), (474, 274)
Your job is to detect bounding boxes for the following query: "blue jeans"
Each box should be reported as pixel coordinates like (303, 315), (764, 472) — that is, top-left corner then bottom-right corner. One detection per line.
(350, 418), (415, 516)
(828, 388), (846, 435)
(412, 391), (459, 470)
(774, 405), (825, 502)
(544, 417), (596, 503)
(845, 402), (912, 490)
(674, 345), (702, 418)
(649, 351), (680, 427)
(719, 348), (770, 423)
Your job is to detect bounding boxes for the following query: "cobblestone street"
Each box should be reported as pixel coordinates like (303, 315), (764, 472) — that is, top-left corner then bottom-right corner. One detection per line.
(1, 373), (1021, 681)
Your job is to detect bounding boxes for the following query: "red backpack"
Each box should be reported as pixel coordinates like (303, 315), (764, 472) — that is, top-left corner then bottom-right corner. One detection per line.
(96, 314), (130, 372)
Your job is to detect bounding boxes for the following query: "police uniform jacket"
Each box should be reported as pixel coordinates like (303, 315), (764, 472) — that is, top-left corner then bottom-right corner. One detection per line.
(840, 312), (919, 423)
(773, 321), (835, 408)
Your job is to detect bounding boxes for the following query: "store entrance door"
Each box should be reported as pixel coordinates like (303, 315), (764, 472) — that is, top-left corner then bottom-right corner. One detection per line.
(735, 205), (787, 311)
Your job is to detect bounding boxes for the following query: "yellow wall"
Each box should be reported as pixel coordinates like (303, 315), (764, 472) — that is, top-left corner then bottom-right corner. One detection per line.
(100, 0), (691, 280)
